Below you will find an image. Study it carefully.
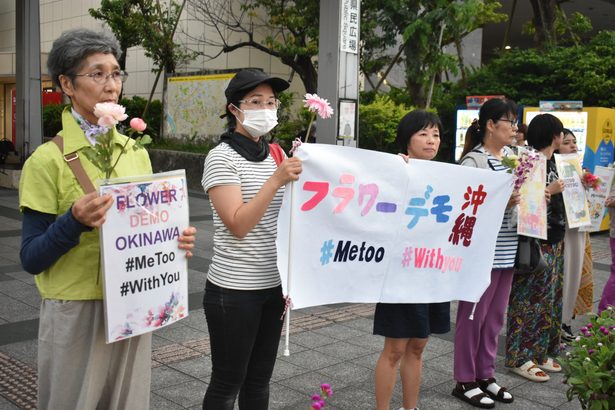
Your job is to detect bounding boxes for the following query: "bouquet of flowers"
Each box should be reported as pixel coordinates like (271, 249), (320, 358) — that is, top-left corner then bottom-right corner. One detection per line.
(581, 170), (602, 189)
(560, 307), (615, 409)
(310, 383), (333, 409)
(502, 149), (540, 192)
(82, 102), (152, 179)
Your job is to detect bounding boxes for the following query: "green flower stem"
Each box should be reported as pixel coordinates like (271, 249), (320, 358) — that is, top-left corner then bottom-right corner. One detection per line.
(107, 131), (134, 179)
(305, 112), (316, 143)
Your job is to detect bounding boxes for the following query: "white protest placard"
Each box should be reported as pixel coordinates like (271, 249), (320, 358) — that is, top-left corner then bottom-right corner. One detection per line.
(517, 152), (547, 239)
(582, 166), (615, 232)
(554, 153), (591, 228)
(277, 144), (512, 309)
(100, 170), (190, 343)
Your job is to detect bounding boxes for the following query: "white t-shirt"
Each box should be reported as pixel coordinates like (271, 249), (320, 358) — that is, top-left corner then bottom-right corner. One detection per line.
(202, 142), (285, 290)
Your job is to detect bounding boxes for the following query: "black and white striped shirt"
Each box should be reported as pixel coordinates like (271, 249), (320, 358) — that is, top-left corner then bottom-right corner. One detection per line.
(461, 146), (518, 268)
(202, 143), (284, 289)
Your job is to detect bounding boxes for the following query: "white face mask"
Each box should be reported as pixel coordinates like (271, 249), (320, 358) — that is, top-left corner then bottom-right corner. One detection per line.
(236, 108), (278, 138)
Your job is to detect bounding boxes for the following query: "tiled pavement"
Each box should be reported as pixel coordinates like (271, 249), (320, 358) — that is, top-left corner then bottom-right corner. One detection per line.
(0, 186), (610, 409)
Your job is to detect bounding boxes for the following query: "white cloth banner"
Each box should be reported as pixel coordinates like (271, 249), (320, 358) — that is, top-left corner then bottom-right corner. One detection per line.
(277, 144), (513, 309)
(100, 170), (190, 343)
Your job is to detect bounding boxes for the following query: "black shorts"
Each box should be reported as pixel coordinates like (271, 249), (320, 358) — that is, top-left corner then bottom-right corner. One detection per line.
(373, 302), (451, 339)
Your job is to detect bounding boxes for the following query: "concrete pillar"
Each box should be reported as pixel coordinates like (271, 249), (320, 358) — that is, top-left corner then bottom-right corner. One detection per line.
(316, 0), (360, 147)
(16, 0), (43, 159)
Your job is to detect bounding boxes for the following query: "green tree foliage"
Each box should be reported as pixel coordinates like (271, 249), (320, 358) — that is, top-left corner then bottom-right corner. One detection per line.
(524, 1), (593, 47)
(460, 30), (615, 108)
(90, 0), (195, 75)
(119, 96), (163, 139)
(361, 0), (506, 107)
(186, 0), (319, 92)
(42, 103), (69, 138)
(358, 94), (413, 154)
(132, 0), (196, 74)
(187, 0), (504, 105)
(421, 30), (615, 163)
(88, 0), (143, 71)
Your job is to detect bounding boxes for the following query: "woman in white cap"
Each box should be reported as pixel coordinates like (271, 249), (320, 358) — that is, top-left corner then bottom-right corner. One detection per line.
(201, 69), (302, 409)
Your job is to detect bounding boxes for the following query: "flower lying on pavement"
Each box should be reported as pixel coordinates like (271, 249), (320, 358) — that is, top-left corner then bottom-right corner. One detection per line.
(310, 383), (333, 409)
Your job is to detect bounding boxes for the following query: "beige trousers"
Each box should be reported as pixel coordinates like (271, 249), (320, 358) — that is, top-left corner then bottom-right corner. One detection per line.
(562, 228), (585, 324)
(37, 299), (151, 410)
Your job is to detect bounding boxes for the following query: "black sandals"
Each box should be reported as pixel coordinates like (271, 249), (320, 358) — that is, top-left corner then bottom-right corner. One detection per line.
(452, 382), (495, 408)
(477, 377), (514, 403)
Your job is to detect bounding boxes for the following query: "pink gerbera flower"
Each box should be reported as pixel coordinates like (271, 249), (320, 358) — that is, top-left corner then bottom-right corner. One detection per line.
(303, 93), (334, 119)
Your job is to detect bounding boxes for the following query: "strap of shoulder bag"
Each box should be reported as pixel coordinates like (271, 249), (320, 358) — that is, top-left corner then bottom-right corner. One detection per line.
(470, 148), (497, 171)
(51, 135), (96, 194)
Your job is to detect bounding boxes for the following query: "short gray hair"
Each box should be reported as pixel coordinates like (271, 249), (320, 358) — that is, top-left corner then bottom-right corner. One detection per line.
(47, 28), (122, 89)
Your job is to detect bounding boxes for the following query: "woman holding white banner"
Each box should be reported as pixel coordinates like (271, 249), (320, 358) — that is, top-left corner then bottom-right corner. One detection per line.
(374, 109), (450, 410)
(201, 69), (302, 409)
(505, 114), (566, 381)
(452, 98), (520, 408)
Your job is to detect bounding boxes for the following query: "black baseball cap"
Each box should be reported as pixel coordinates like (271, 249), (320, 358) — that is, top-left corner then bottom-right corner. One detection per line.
(225, 68), (290, 103)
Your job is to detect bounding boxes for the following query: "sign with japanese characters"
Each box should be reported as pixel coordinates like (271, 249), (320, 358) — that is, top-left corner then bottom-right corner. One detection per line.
(554, 153), (591, 228)
(100, 170), (190, 343)
(581, 166), (615, 232)
(340, 0), (360, 54)
(277, 144), (513, 309)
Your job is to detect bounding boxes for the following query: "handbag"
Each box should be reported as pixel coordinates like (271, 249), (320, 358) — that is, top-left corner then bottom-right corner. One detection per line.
(514, 235), (547, 274)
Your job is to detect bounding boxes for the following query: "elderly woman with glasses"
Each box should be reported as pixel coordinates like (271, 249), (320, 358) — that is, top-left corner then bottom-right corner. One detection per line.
(19, 29), (196, 410)
(201, 69), (302, 409)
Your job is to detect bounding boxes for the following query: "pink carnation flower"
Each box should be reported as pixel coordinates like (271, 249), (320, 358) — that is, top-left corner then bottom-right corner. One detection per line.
(303, 93), (334, 119)
(97, 114), (117, 128)
(94, 102), (128, 127)
(130, 117), (147, 132)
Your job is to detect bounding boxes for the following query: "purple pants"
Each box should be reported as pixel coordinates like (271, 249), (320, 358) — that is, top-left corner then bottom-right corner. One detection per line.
(598, 237), (615, 313)
(454, 268), (515, 382)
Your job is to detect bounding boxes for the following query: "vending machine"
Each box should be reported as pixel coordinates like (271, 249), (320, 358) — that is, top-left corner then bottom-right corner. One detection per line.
(454, 95), (506, 162)
(523, 106), (615, 230)
(523, 106), (615, 171)
(453, 108), (479, 162)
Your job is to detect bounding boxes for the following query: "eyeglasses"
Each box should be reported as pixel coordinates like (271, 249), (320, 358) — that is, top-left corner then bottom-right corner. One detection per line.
(238, 98), (280, 110)
(498, 118), (518, 127)
(74, 70), (128, 84)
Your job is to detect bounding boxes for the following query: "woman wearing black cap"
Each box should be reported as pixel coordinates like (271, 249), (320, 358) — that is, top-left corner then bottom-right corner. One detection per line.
(201, 69), (302, 409)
